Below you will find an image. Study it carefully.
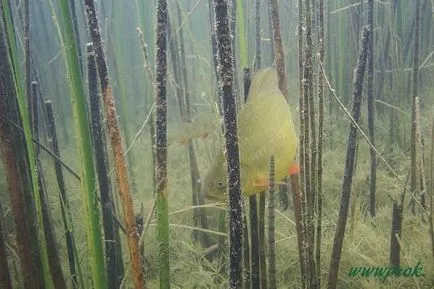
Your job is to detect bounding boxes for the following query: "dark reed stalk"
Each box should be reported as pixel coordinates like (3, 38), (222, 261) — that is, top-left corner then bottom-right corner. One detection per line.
(259, 193), (267, 289)
(327, 27), (370, 289)
(45, 100), (79, 289)
(242, 207), (250, 289)
(213, 0), (243, 287)
(242, 19), (259, 289)
(297, 1), (307, 285)
(154, 0), (170, 287)
(31, 82), (67, 289)
(410, 0), (420, 216)
(83, 1), (145, 287)
(302, 0), (317, 285)
(267, 2), (275, 65)
(255, 0), (261, 70)
(415, 97), (427, 212)
(367, 0), (376, 218)
(167, 16), (186, 118)
(245, 69), (259, 288)
(316, 0), (324, 286)
(429, 118), (434, 260)
(249, 196), (260, 289)
(270, 0), (308, 287)
(0, 204), (12, 289)
(87, 43), (120, 289)
(269, 0), (288, 99)
(268, 156), (276, 289)
(242, 68), (250, 289)
(389, 201), (403, 267)
(69, 0), (83, 74)
(23, 1), (48, 284)
(254, 4), (266, 285)
(176, 2), (211, 248)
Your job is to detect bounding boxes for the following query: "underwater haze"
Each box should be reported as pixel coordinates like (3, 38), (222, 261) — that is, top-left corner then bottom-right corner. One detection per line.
(0, 0), (433, 288)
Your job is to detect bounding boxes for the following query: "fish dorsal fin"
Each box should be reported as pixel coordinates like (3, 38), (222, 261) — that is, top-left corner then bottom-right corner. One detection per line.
(247, 67), (279, 102)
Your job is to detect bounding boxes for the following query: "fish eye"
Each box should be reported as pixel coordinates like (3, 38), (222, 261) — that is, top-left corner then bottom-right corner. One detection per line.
(216, 181), (226, 189)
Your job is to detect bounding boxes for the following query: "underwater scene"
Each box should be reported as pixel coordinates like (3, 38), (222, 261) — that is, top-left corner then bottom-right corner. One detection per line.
(0, 0), (433, 288)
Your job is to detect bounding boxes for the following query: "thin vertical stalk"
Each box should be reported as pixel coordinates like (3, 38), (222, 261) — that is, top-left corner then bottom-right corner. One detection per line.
(58, 0), (107, 288)
(31, 83), (67, 289)
(83, 1), (145, 288)
(255, 0), (261, 70)
(389, 202), (403, 267)
(236, 0), (247, 68)
(242, 68), (250, 289)
(242, 208), (250, 289)
(155, 0), (170, 288)
(429, 118), (434, 260)
(137, 28), (157, 199)
(0, 204), (12, 289)
(367, 0), (376, 218)
(244, 67), (259, 289)
(410, 0), (420, 214)
(269, 0), (288, 100)
(268, 156), (276, 289)
(69, 0), (83, 74)
(303, 0), (317, 285)
(213, 0), (243, 288)
(267, 2), (275, 65)
(327, 27), (370, 289)
(87, 43), (119, 289)
(24, 0), (31, 117)
(249, 196), (260, 289)
(316, 0), (325, 286)
(297, 0), (307, 285)
(45, 100), (81, 289)
(259, 193), (267, 289)
(255, 2), (266, 285)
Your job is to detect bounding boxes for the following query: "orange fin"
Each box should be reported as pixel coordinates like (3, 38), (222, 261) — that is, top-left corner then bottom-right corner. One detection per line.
(288, 163), (300, 175)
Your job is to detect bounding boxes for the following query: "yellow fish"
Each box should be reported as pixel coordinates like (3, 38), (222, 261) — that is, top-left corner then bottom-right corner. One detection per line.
(201, 67), (299, 202)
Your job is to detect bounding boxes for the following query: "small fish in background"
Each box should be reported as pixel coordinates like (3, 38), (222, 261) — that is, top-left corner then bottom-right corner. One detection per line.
(201, 67), (300, 202)
(167, 112), (222, 146)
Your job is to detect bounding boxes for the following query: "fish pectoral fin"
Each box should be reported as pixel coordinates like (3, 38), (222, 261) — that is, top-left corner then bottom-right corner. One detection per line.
(252, 179), (268, 188)
(288, 162), (301, 175)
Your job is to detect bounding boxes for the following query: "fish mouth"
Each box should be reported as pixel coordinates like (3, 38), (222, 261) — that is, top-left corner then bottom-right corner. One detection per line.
(201, 190), (225, 202)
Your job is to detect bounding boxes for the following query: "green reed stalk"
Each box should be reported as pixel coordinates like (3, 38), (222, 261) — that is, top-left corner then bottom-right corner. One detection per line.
(58, 1), (107, 288)
(236, 0), (247, 68)
(0, 1), (53, 288)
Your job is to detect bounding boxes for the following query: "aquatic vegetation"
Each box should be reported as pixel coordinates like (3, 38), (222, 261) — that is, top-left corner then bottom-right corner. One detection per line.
(0, 0), (432, 289)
